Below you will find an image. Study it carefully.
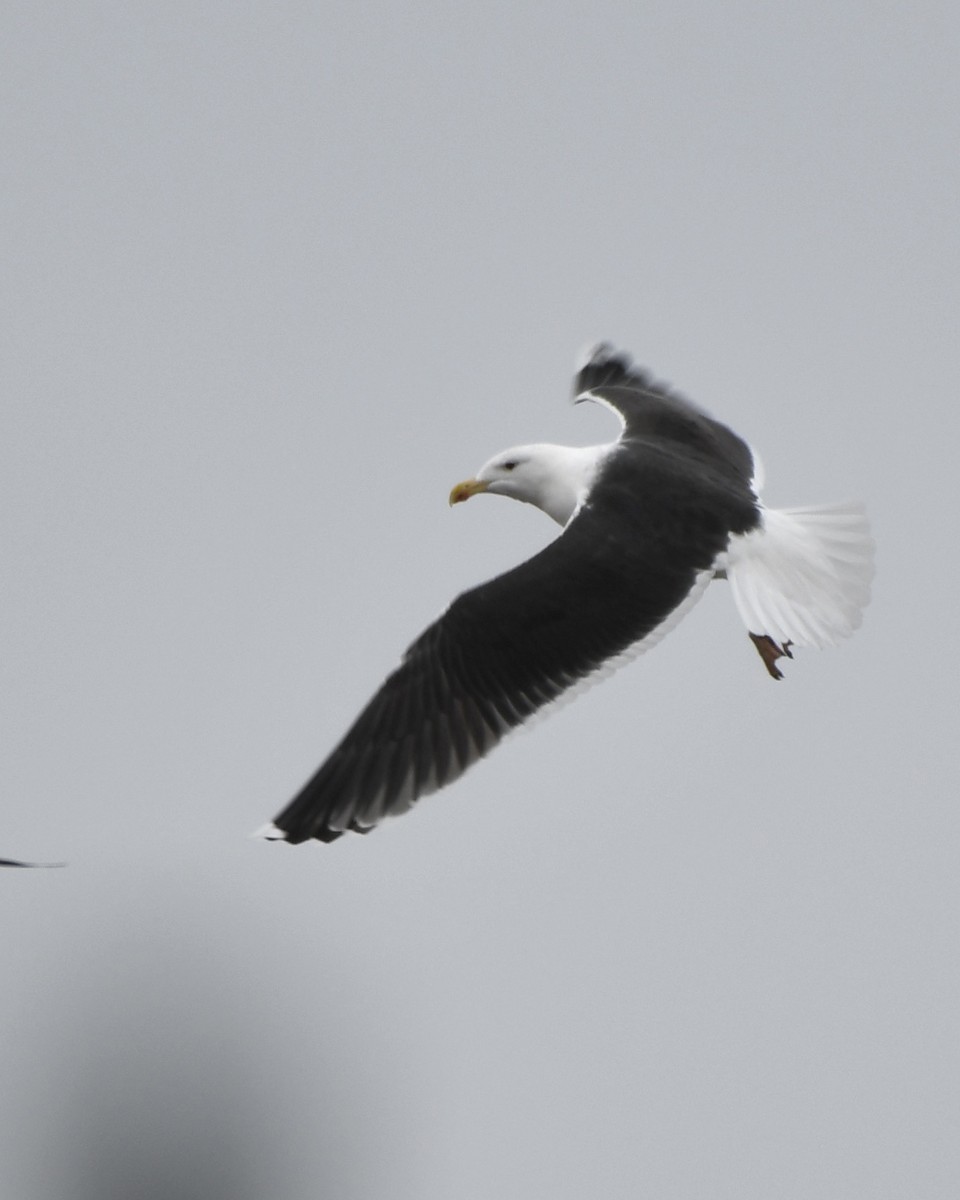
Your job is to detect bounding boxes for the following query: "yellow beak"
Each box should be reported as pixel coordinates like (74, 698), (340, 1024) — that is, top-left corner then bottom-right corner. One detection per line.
(449, 478), (490, 506)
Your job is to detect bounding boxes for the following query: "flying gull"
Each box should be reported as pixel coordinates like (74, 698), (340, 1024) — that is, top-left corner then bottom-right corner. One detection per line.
(260, 345), (873, 845)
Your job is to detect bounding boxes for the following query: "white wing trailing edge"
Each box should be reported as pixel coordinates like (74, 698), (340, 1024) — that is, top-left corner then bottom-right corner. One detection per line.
(725, 502), (875, 650)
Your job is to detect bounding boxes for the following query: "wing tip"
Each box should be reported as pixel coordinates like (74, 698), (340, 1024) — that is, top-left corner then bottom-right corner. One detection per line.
(0, 858), (67, 868)
(251, 822), (288, 842)
(573, 342), (636, 398)
(574, 340), (617, 371)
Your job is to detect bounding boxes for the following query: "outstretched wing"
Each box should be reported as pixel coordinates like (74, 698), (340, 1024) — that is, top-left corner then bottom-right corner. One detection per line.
(575, 343), (758, 491)
(268, 427), (756, 845)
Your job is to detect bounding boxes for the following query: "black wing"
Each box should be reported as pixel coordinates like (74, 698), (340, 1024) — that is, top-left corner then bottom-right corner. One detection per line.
(270, 428), (758, 845)
(575, 344), (757, 490)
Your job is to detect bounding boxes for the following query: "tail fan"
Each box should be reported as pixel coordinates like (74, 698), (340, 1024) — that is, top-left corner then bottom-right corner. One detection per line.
(726, 502), (875, 650)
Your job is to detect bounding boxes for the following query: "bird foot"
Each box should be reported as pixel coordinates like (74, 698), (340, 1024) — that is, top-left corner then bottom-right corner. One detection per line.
(749, 633), (794, 681)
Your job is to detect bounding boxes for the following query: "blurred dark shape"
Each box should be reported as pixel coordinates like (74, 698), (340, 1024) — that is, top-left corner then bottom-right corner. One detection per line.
(0, 857), (65, 867)
(22, 894), (369, 1200)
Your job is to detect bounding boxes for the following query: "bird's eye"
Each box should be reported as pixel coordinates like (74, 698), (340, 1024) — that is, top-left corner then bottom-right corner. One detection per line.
(502, 461), (517, 471)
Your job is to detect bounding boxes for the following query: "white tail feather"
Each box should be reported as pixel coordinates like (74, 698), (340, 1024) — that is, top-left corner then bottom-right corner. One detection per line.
(725, 503), (875, 649)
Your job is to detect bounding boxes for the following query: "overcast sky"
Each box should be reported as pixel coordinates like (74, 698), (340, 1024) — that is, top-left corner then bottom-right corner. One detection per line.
(3, 2), (959, 1197)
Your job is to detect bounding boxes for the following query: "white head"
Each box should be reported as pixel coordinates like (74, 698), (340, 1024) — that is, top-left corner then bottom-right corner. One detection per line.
(449, 442), (608, 526)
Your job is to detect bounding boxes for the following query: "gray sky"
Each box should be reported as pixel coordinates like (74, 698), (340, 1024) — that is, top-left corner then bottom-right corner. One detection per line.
(3, 1), (958, 1196)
